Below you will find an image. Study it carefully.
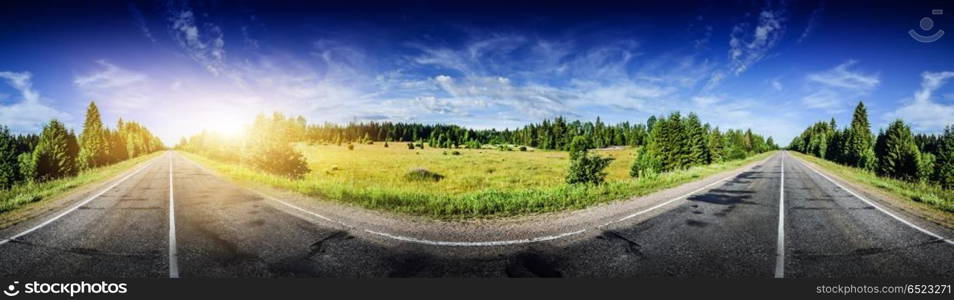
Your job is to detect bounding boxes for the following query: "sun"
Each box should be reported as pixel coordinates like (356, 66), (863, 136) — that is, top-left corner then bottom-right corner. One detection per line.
(202, 112), (248, 138)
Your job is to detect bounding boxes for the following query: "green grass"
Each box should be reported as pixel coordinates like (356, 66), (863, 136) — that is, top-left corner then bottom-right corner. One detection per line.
(0, 152), (162, 214)
(184, 144), (774, 219)
(792, 152), (954, 213)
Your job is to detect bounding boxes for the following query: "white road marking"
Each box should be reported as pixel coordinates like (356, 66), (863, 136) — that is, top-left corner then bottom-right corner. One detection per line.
(178, 152), (774, 247)
(798, 157), (954, 245)
(168, 153), (180, 278)
(775, 154), (785, 278)
(364, 229), (587, 247)
(0, 157), (159, 246)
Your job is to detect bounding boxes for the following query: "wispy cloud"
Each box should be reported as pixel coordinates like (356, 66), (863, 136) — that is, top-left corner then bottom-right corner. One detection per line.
(168, 9), (226, 76)
(74, 60), (152, 112)
(705, 4), (787, 90)
(0, 71), (67, 132)
(801, 60), (879, 112)
(887, 71), (954, 131)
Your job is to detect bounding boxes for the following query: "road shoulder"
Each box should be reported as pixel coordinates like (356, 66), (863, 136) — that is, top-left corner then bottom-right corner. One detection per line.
(788, 153), (954, 236)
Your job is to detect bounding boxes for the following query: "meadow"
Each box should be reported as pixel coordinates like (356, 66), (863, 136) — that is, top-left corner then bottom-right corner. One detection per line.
(182, 143), (775, 219)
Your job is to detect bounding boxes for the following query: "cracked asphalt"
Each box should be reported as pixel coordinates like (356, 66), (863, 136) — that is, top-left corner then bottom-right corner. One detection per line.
(0, 151), (951, 277)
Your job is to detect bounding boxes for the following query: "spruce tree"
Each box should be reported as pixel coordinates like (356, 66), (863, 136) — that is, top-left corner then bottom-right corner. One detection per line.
(876, 120), (921, 181)
(32, 120), (78, 180)
(78, 102), (110, 169)
(707, 127), (725, 163)
(843, 101), (876, 170)
(933, 125), (954, 188)
(0, 125), (20, 188)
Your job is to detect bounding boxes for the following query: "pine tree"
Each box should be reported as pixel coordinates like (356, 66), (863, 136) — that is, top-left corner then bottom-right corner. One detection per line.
(78, 102), (110, 169)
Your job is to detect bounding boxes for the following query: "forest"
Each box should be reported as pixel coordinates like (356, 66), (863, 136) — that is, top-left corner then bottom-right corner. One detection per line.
(0, 102), (164, 189)
(789, 101), (954, 189)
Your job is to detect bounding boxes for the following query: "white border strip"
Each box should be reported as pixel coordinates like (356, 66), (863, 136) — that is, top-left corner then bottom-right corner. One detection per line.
(0, 157), (159, 245)
(168, 153), (180, 278)
(774, 156), (785, 278)
(364, 228), (587, 247)
(798, 157), (953, 245)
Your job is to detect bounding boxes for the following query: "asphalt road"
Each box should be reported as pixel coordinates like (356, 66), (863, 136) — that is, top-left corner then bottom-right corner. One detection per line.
(0, 151), (950, 277)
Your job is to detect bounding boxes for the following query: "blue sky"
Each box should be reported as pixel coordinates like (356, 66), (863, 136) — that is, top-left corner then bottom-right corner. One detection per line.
(1, 0), (952, 145)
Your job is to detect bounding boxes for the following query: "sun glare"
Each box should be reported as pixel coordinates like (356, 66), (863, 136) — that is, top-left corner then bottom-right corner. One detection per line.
(202, 113), (248, 138)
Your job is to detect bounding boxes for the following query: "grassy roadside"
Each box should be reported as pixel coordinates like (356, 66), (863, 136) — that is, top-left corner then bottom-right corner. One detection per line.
(0, 151), (163, 215)
(791, 152), (953, 213)
(180, 150), (775, 219)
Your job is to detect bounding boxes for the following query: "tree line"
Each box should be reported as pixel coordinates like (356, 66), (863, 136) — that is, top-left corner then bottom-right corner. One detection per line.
(298, 116), (650, 150)
(788, 101), (953, 188)
(627, 112), (777, 180)
(0, 102), (164, 189)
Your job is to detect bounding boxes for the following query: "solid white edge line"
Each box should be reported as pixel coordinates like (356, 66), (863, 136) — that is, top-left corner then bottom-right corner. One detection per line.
(774, 154), (785, 278)
(168, 153), (180, 278)
(179, 152), (773, 247)
(798, 156), (954, 245)
(0, 156), (159, 245)
(364, 228), (587, 247)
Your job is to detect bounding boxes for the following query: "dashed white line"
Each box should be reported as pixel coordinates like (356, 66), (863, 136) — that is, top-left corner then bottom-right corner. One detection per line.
(168, 153), (180, 278)
(797, 157), (954, 245)
(0, 158), (158, 246)
(775, 154), (785, 278)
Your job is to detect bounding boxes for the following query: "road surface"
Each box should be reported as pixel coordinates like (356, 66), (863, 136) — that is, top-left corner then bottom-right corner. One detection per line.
(0, 151), (951, 277)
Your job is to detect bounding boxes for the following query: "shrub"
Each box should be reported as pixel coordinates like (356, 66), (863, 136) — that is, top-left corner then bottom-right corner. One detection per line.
(347, 144), (355, 151)
(404, 168), (444, 182)
(451, 150), (461, 155)
(630, 147), (662, 178)
(519, 146), (527, 152)
(497, 145), (513, 151)
(384, 141), (389, 148)
(566, 152), (614, 185)
(407, 142), (415, 150)
(245, 142), (310, 179)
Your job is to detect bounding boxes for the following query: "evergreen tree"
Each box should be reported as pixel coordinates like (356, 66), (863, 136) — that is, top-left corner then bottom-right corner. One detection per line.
(32, 120), (79, 181)
(933, 125), (954, 188)
(708, 127), (725, 163)
(0, 125), (21, 188)
(875, 120), (922, 181)
(842, 101), (876, 170)
(78, 102), (110, 169)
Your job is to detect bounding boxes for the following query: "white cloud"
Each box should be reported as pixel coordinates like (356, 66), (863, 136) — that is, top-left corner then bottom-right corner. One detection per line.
(706, 7), (787, 90)
(0, 71), (67, 133)
(887, 71), (954, 131)
(169, 9), (227, 76)
(801, 60), (879, 112)
(728, 10), (785, 75)
(771, 79), (783, 91)
(74, 61), (152, 112)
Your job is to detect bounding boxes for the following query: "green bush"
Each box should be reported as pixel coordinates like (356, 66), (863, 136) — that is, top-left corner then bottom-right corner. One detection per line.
(566, 152), (614, 185)
(405, 168), (444, 182)
(630, 147), (661, 178)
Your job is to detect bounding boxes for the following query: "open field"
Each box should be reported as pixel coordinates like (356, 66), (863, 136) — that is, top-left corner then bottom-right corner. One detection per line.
(0, 151), (162, 215)
(792, 152), (954, 213)
(182, 143), (775, 219)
